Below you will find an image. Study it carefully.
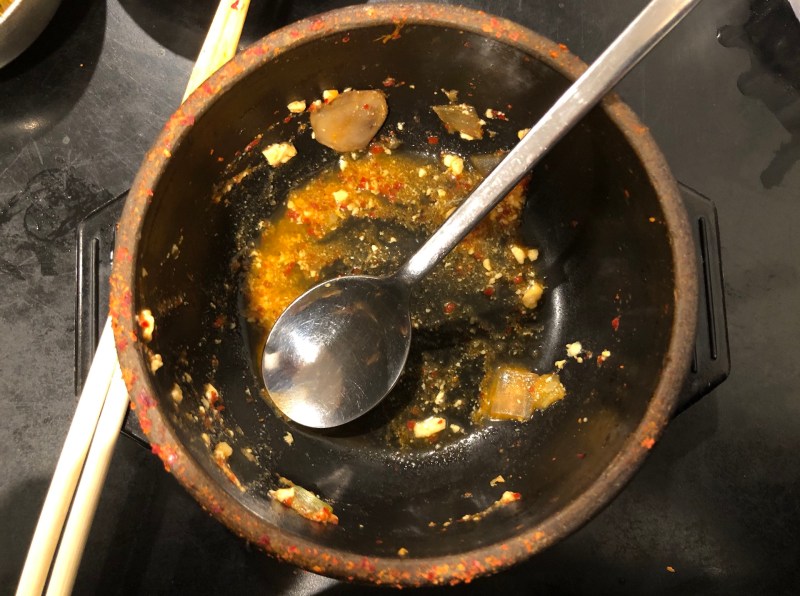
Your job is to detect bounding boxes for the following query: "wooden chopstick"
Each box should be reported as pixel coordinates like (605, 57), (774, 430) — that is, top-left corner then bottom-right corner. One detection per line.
(44, 366), (130, 595)
(16, 1), (251, 594)
(183, 0), (251, 102)
(15, 319), (117, 596)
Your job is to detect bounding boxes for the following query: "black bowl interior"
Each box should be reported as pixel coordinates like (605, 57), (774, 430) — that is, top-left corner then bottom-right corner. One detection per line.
(135, 22), (675, 559)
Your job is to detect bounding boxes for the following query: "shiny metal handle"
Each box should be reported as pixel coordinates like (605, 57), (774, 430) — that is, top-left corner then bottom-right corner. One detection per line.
(395, 0), (702, 286)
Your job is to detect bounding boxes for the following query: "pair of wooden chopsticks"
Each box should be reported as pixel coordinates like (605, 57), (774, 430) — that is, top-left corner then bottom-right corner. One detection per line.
(16, 2), (250, 594)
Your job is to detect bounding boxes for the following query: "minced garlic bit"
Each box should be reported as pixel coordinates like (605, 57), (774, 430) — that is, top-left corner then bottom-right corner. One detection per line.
(413, 416), (446, 438)
(283, 431), (294, 446)
(204, 383), (220, 402)
(499, 490), (521, 505)
(262, 142), (297, 167)
(201, 433), (211, 447)
(149, 353), (163, 373)
(602, 349), (612, 358)
(213, 441), (233, 462)
(287, 100), (306, 113)
(566, 341), (584, 363)
(490, 475), (505, 487)
(418, 167), (427, 177)
(322, 89), (339, 101)
(442, 153), (464, 176)
(555, 359), (567, 370)
(482, 258), (492, 272)
(527, 248), (539, 261)
(338, 156), (348, 171)
(450, 424), (462, 433)
(397, 547), (409, 556)
(332, 189), (349, 205)
(137, 308), (155, 342)
(170, 384), (183, 404)
(510, 245), (526, 264)
(517, 128), (530, 140)
(522, 281), (544, 309)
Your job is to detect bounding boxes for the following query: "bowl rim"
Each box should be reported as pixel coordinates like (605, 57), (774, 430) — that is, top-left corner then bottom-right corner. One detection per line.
(111, 2), (698, 586)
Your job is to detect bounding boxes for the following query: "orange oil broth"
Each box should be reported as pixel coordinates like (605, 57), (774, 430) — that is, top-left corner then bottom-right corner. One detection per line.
(245, 150), (525, 331)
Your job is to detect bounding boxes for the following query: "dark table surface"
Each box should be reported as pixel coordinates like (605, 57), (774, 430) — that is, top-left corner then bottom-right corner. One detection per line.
(2, 0), (799, 593)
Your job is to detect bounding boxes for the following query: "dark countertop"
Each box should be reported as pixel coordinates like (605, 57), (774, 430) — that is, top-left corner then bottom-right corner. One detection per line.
(2, 0), (798, 593)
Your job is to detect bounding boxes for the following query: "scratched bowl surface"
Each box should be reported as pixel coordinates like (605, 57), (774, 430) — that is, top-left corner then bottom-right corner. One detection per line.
(111, 4), (696, 586)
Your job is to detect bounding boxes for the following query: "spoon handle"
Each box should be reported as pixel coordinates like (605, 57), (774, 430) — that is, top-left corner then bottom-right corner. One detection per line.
(395, 0), (701, 286)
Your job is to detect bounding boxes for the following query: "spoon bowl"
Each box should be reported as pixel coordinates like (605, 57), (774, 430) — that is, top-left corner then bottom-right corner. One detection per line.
(262, 275), (411, 428)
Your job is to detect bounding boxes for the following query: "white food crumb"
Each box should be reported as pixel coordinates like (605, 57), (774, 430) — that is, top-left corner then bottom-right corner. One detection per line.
(214, 441), (233, 462)
(138, 308), (155, 342)
(434, 390), (445, 405)
(262, 142), (297, 166)
(522, 281), (544, 309)
(490, 475), (505, 486)
(510, 245), (526, 264)
(170, 384), (183, 404)
(482, 258), (492, 272)
(459, 132), (475, 141)
(413, 416), (446, 438)
(242, 447), (257, 463)
(555, 359), (567, 370)
(323, 89), (339, 101)
(527, 248), (539, 261)
(397, 121), (405, 131)
(602, 349), (612, 358)
(149, 353), (163, 373)
(442, 153), (464, 176)
(332, 189), (349, 205)
(287, 100), (306, 113)
(566, 342), (583, 359)
(338, 157), (348, 171)
(283, 432), (294, 446)
(204, 383), (220, 402)
(499, 491), (520, 504)
(450, 424), (462, 433)
(517, 128), (530, 140)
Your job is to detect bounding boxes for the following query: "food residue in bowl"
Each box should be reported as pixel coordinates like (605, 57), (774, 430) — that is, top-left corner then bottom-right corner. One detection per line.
(269, 478), (339, 525)
(244, 138), (564, 445)
(477, 365), (565, 422)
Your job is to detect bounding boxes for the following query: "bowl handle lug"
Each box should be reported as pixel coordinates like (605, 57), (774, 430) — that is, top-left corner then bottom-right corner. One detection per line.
(674, 184), (730, 415)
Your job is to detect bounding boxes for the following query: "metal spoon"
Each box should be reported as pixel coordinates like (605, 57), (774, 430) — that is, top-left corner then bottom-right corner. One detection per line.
(262, 0), (701, 428)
